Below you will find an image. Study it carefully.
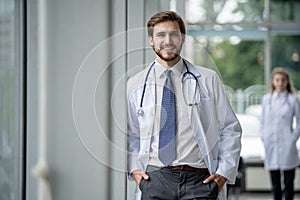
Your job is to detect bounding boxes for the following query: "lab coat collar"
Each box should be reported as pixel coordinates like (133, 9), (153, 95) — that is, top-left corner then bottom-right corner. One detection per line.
(272, 90), (288, 99)
(182, 58), (202, 77)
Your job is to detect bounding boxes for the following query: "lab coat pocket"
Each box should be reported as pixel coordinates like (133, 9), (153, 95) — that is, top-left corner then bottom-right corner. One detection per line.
(282, 140), (298, 165)
(137, 105), (155, 137)
(182, 75), (211, 106)
(196, 98), (214, 135)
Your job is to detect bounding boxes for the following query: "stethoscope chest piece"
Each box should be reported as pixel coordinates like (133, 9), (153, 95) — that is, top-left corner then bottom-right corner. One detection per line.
(137, 107), (144, 117)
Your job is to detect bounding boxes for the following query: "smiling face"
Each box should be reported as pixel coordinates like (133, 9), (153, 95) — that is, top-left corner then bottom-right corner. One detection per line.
(272, 73), (288, 93)
(148, 21), (185, 68)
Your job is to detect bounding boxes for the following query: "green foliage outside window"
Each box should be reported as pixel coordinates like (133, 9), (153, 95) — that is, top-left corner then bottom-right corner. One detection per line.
(204, 40), (265, 90)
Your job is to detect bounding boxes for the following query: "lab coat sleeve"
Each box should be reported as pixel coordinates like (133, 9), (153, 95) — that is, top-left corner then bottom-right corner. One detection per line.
(292, 96), (300, 143)
(213, 73), (242, 184)
(127, 88), (141, 178)
(259, 95), (267, 142)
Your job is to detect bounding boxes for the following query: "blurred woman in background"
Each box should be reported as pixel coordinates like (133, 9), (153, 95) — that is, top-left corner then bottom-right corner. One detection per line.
(260, 67), (300, 200)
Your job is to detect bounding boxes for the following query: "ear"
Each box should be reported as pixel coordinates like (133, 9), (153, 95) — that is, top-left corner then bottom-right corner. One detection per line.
(148, 35), (154, 47)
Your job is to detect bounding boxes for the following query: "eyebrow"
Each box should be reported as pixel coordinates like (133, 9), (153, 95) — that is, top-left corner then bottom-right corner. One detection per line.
(155, 30), (180, 35)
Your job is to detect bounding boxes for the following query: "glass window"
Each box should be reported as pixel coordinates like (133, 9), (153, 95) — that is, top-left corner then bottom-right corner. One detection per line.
(0, 0), (24, 199)
(186, 0), (265, 24)
(185, 0), (300, 114)
(271, 35), (300, 90)
(271, 0), (300, 22)
(192, 37), (264, 90)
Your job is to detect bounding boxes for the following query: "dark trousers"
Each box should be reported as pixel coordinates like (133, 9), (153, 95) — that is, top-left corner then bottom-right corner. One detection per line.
(270, 169), (295, 200)
(140, 166), (218, 200)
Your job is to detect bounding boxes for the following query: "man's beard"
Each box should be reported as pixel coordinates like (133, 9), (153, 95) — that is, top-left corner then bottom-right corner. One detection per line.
(152, 45), (182, 62)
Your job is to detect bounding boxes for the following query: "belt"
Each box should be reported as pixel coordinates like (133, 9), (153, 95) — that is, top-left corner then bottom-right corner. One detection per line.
(166, 165), (209, 173)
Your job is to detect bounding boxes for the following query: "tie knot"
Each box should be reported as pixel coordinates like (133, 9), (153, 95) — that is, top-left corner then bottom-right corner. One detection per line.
(164, 70), (171, 78)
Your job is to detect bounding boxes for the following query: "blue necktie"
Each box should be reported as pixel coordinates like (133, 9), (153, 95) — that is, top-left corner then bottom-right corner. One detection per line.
(159, 70), (176, 166)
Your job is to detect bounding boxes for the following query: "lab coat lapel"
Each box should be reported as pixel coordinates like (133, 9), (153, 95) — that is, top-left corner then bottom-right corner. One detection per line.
(138, 65), (156, 139)
(184, 60), (218, 174)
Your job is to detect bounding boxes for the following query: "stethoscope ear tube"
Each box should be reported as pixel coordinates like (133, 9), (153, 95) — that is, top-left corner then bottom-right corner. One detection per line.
(139, 82), (147, 108)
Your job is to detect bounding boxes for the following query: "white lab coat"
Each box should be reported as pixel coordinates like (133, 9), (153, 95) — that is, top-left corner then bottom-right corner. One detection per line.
(127, 59), (242, 200)
(260, 91), (300, 170)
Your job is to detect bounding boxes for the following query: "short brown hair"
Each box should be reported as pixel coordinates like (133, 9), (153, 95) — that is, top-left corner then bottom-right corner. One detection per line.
(271, 67), (294, 93)
(147, 11), (186, 37)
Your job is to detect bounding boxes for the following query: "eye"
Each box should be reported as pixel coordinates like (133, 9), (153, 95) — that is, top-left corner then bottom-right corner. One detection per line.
(156, 32), (165, 37)
(170, 32), (180, 37)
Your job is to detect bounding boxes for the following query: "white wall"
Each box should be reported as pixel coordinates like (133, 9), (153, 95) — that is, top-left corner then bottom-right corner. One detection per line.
(26, 0), (170, 199)
(27, 0), (116, 199)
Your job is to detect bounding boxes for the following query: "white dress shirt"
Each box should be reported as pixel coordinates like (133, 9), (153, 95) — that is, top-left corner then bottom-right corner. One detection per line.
(148, 59), (206, 168)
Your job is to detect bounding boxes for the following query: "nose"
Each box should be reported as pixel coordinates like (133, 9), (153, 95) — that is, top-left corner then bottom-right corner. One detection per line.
(279, 80), (285, 85)
(164, 33), (172, 44)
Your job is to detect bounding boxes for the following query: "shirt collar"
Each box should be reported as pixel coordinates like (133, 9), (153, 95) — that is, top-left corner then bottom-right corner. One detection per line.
(154, 58), (184, 78)
(272, 90), (288, 99)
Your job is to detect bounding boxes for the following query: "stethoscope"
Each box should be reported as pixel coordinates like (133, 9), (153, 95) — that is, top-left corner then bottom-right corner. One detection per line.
(137, 59), (200, 117)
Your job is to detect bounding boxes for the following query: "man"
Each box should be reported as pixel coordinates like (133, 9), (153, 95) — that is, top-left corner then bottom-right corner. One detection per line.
(127, 11), (242, 200)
